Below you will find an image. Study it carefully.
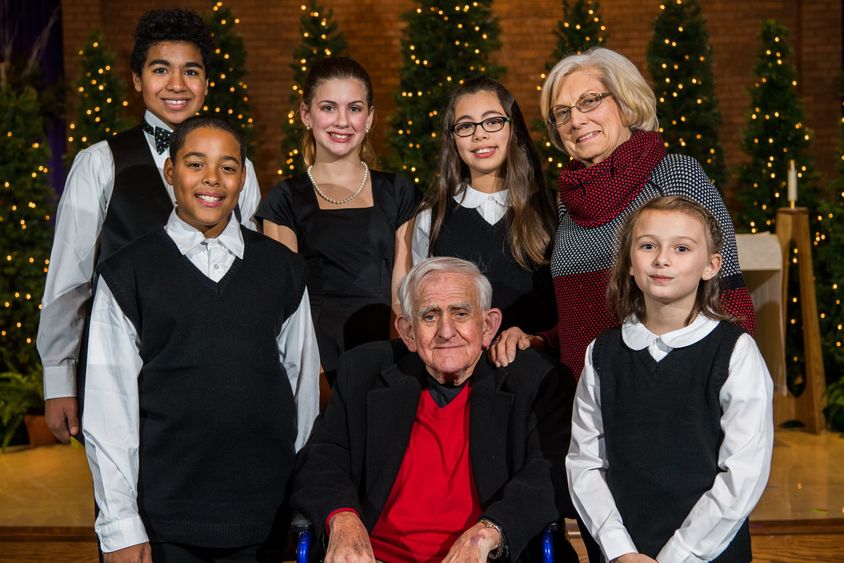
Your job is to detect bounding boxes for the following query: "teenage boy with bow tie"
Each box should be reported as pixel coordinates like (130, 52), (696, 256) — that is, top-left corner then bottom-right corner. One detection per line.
(38, 9), (261, 443)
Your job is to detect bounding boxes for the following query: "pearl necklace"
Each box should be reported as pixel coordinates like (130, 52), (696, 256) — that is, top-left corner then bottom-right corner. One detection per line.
(307, 161), (369, 205)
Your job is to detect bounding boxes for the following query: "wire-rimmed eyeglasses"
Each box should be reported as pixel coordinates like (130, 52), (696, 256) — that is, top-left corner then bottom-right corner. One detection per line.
(547, 92), (612, 126)
(451, 116), (511, 137)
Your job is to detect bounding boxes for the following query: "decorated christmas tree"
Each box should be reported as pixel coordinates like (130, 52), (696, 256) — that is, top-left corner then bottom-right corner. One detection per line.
(816, 79), (844, 429)
(734, 21), (818, 232)
(733, 20), (821, 400)
(387, 1), (504, 188)
(65, 30), (130, 168)
(204, 0), (256, 155)
(279, 1), (347, 177)
(647, 0), (726, 187)
(535, 0), (608, 188)
(0, 84), (54, 377)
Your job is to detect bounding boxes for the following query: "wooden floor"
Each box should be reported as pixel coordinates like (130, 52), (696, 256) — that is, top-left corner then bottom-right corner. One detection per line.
(0, 429), (841, 562)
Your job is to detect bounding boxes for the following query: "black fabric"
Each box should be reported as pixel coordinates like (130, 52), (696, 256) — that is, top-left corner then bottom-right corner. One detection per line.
(101, 126), (174, 265)
(425, 374), (467, 407)
(142, 120), (173, 154)
(74, 127), (173, 430)
(291, 342), (576, 561)
(431, 203), (556, 334)
(594, 322), (751, 562)
(256, 171), (421, 373)
(97, 227), (306, 548)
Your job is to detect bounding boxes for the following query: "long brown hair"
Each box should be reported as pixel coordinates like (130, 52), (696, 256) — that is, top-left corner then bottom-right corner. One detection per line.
(607, 196), (735, 326)
(420, 77), (557, 270)
(300, 57), (377, 167)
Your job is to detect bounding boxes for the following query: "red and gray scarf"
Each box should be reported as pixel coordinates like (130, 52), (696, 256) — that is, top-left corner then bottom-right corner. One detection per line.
(558, 130), (666, 228)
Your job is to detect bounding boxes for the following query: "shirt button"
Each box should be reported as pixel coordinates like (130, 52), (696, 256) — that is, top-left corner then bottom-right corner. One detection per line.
(214, 264), (220, 269)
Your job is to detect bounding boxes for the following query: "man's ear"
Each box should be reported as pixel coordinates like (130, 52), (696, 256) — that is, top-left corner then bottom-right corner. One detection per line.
(132, 72), (143, 93)
(396, 315), (417, 353)
(163, 157), (175, 186)
(482, 308), (503, 348)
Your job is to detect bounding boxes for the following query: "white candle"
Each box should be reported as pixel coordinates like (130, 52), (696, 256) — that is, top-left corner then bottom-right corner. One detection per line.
(787, 159), (798, 205)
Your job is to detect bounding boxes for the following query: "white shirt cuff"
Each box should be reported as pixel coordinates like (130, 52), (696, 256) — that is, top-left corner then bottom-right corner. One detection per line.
(598, 528), (639, 562)
(657, 538), (706, 563)
(42, 364), (76, 399)
(96, 513), (148, 553)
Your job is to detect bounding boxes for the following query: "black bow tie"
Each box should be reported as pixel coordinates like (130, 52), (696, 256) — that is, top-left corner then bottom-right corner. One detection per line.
(142, 121), (173, 154)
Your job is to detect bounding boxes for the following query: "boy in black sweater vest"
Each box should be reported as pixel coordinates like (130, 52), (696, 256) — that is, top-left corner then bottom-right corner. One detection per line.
(82, 116), (319, 563)
(39, 9), (262, 444)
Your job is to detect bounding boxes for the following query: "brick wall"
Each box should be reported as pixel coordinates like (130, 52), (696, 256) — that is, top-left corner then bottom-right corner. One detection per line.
(61, 0), (842, 197)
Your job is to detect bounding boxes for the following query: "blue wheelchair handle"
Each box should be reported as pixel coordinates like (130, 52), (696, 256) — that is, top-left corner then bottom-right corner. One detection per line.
(297, 528), (312, 563)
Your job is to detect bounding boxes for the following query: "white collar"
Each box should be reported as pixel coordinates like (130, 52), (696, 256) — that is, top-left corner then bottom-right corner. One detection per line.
(144, 110), (173, 132)
(164, 209), (244, 259)
(454, 184), (509, 209)
(621, 312), (720, 351)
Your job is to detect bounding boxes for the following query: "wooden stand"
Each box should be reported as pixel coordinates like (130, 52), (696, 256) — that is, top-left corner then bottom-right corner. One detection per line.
(774, 207), (826, 433)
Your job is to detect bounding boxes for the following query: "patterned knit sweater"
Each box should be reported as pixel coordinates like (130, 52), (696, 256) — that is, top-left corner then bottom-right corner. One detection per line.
(545, 153), (756, 379)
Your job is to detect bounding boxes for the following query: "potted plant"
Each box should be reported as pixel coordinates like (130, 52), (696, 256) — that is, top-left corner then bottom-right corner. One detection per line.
(0, 370), (50, 449)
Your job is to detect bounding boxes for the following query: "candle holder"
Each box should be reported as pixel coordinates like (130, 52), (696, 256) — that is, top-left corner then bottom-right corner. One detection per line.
(774, 206), (826, 433)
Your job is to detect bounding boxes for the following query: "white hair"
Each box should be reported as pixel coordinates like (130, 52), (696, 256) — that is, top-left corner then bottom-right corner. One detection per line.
(398, 257), (493, 320)
(539, 47), (659, 152)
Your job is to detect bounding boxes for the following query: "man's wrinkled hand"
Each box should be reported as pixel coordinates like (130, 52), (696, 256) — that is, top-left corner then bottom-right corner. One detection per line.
(441, 522), (500, 563)
(325, 511), (376, 563)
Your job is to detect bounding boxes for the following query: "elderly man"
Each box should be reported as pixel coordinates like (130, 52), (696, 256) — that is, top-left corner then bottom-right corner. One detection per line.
(291, 257), (575, 562)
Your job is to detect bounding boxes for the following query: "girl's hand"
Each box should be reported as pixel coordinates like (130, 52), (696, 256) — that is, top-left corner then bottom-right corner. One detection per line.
(488, 326), (543, 367)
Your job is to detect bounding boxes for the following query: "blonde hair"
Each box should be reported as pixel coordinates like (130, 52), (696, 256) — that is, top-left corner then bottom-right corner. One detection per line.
(539, 47), (659, 152)
(606, 196), (735, 327)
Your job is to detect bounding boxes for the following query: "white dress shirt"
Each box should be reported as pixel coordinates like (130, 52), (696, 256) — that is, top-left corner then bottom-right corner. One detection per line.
(567, 314), (774, 563)
(38, 110), (261, 400)
(412, 185), (510, 264)
(82, 210), (320, 553)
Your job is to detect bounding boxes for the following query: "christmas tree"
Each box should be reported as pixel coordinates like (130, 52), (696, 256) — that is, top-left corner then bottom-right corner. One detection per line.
(0, 84), (54, 376)
(734, 21), (818, 232)
(732, 20), (821, 400)
(279, 1), (347, 177)
(535, 0), (608, 188)
(65, 30), (130, 168)
(387, 1), (504, 188)
(816, 79), (844, 429)
(647, 0), (726, 187)
(204, 0), (256, 155)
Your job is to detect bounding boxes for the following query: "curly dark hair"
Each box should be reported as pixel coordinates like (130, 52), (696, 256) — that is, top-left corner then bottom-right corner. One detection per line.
(130, 9), (212, 75)
(169, 115), (246, 165)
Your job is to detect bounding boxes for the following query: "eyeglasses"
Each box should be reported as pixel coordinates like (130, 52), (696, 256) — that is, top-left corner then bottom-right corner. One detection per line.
(547, 92), (612, 126)
(451, 116), (511, 137)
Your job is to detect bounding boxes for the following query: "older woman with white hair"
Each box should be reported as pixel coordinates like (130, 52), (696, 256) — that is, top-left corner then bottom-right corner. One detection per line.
(492, 47), (755, 381)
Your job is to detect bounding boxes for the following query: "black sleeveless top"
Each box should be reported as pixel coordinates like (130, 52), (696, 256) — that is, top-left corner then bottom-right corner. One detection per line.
(98, 227), (305, 547)
(431, 203), (556, 334)
(257, 171), (421, 373)
(593, 321), (752, 562)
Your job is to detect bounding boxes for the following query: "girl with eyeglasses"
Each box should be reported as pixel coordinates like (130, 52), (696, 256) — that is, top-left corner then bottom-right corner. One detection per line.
(412, 77), (558, 336)
(258, 57), (420, 387)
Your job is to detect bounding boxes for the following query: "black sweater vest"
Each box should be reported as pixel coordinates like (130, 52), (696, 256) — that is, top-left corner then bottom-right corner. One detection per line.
(431, 204), (556, 333)
(101, 126), (173, 265)
(76, 128), (173, 418)
(97, 227), (306, 547)
(593, 322), (751, 562)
